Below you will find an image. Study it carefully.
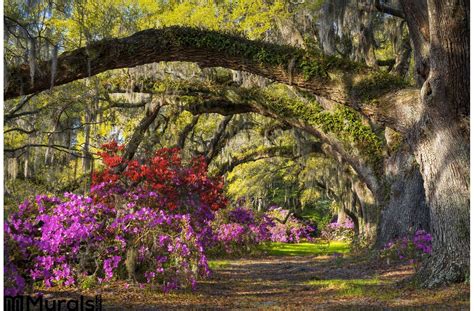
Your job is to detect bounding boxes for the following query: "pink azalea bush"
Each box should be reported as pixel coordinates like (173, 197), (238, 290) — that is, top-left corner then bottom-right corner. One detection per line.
(5, 145), (227, 295)
(320, 218), (354, 241)
(209, 206), (315, 255)
(381, 229), (432, 269)
(209, 206), (274, 255)
(265, 207), (316, 243)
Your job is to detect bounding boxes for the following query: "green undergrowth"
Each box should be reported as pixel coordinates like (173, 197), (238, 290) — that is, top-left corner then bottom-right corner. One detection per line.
(258, 241), (350, 256)
(305, 278), (401, 300)
(351, 71), (409, 104)
(208, 260), (232, 270)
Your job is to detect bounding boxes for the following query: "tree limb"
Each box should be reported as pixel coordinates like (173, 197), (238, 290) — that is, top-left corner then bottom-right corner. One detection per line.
(4, 144), (89, 158)
(216, 143), (322, 176)
(374, 0), (406, 18)
(205, 115), (233, 164)
(176, 115), (200, 149)
(5, 26), (352, 104)
(113, 97), (163, 174)
(5, 93), (37, 116)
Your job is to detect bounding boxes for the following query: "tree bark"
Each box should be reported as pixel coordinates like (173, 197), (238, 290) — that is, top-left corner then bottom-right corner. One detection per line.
(407, 0), (470, 287)
(376, 146), (430, 247)
(399, 0), (430, 86)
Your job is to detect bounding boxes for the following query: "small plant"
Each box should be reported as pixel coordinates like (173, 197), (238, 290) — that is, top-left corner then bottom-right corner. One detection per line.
(333, 253), (344, 267)
(79, 275), (97, 290)
(321, 219), (354, 242)
(381, 230), (432, 270)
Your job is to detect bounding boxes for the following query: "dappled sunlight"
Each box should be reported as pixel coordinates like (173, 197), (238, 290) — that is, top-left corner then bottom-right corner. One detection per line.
(38, 241), (469, 309)
(258, 241), (350, 256)
(4, 0), (469, 309)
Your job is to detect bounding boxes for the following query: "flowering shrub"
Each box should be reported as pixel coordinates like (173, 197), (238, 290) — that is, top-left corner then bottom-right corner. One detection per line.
(208, 205), (316, 256)
(5, 143), (227, 295)
(265, 207), (316, 243)
(320, 219), (354, 242)
(381, 230), (432, 268)
(4, 259), (25, 296)
(209, 207), (274, 255)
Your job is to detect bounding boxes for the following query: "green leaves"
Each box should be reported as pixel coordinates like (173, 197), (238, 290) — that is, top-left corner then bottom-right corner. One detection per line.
(261, 90), (383, 164)
(352, 71), (409, 103)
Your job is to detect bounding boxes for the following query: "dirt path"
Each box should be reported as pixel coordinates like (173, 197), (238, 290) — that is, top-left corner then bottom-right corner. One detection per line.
(44, 254), (469, 310)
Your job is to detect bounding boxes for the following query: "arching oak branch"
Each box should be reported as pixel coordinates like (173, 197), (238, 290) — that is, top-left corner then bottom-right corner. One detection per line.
(216, 145), (317, 176)
(5, 26), (350, 102)
(6, 26), (421, 133)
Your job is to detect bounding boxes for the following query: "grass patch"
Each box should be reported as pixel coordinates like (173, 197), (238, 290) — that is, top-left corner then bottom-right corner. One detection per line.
(258, 241), (350, 256)
(208, 260), (231, 269)
(306, 278), (401, 300)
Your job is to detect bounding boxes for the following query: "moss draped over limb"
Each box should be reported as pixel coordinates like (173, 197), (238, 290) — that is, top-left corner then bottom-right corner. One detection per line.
(5, 26), (418, 134)
(216, 143), (323, 176)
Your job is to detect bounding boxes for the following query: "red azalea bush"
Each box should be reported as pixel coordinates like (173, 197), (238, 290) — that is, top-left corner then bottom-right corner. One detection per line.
(93, 141), (227, 213)
(5, 142), (228, 295)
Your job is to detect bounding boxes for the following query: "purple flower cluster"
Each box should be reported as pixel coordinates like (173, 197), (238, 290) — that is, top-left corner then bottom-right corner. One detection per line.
(228, 207), (255, 224)
(265, 207), (315, 243)
(4, 260), (25, 296)
(209, 206), (315, 254)
(5, 184), (216, 295)
(381, 230), (432, 266)
(210, 206), (271, 254)
(217, 223), (246, 243)
(413, 229), (432, 254)
(327, 219), (354, 230)
(321, 219), (354, 241)
(6, 194), (102, 290)
(103, 256), (121, 281)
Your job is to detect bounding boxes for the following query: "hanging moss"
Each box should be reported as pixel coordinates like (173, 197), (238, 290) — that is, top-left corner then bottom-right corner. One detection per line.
(260, 92), (383, 166)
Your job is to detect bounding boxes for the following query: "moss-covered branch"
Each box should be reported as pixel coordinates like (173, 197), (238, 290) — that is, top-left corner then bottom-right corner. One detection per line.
(215, 145), (316, 176)
(6, 26), (360, 103)
(6, 26), (420, 134)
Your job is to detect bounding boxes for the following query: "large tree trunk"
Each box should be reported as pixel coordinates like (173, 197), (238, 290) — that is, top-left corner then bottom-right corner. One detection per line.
(408, 0), (470, 287)
(352, 179), (379, 242)
(412, 106), (469, 287)
(376, 144), (430, 247)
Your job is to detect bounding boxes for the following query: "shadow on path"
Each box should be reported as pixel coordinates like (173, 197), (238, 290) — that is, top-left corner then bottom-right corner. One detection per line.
(41, 254), (469, 310)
